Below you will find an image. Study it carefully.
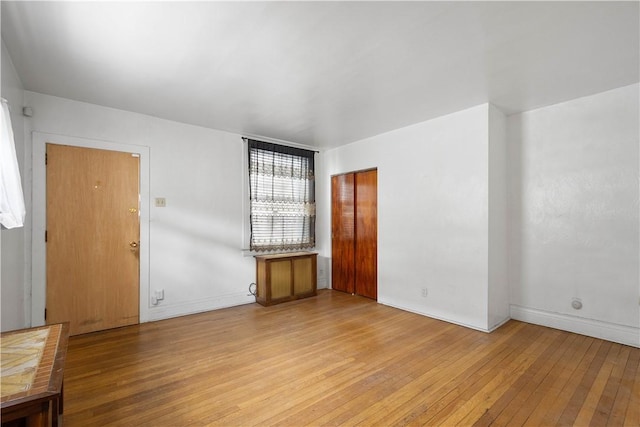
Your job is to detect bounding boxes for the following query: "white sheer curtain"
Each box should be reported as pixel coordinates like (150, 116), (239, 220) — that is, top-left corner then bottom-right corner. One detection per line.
(248, 139), (315, 252)
(0, 98), (25, 229)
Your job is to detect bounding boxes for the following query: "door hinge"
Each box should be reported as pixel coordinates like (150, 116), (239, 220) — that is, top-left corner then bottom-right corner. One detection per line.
(45, 230), (48, 242)
(45, 153), (48, 165)
(44, 308), (47, 320)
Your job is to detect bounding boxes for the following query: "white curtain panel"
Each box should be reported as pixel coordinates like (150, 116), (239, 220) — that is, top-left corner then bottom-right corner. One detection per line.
(0, 99), (25, 229)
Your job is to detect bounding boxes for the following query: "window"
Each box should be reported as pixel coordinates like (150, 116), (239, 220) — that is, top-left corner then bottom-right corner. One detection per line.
(247, 139), (315, 252)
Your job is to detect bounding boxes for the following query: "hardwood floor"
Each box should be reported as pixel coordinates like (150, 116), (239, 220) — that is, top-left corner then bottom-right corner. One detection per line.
(63, 290), (639, 426)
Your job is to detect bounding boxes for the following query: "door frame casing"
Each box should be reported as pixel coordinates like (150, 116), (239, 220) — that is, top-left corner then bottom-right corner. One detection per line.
(32, 132), (151, 327)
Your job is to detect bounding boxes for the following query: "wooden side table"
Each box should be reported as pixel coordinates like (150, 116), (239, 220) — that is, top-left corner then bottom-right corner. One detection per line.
(1, 323), (69, 427)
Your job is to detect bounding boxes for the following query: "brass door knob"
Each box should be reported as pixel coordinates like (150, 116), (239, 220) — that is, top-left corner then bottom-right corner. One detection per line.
(129, 241), (138, 248)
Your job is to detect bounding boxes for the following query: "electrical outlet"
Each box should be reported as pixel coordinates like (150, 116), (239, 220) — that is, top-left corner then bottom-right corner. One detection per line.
(155, 197), (166, 207)
(421, 288), (428, 298)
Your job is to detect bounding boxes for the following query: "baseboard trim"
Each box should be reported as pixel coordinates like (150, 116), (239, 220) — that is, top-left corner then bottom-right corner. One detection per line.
(510, 305), (639, 348)
(487, 316), (511, 333)
(378, 300), (496, 333)
(146, 292), (256, 322)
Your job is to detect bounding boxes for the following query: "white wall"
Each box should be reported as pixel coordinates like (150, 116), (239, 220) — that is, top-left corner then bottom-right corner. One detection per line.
(320, 104), (509, 332)
(488, 105), (509, 329)
(320, 87), (638, 345)
(508, 84), (639, 347)
(1, 39), (29, 331)
(25, 91), (257, 325)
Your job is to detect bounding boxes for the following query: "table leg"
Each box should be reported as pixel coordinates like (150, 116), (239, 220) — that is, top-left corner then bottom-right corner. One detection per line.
(59, 382), (64, 415)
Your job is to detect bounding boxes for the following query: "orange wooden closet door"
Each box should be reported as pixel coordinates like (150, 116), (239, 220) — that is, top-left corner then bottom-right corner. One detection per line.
(355, 169), (377, 300)
(331, 173), (355, 294)
(331, 169), (377, 300)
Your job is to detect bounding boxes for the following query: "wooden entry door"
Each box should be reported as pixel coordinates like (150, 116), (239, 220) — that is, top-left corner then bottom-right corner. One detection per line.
(331, 169), (377, 300)
(46, 144), (140, 335)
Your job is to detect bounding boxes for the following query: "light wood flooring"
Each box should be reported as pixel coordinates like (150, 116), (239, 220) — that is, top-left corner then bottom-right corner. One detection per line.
(62, 290), (639, 426)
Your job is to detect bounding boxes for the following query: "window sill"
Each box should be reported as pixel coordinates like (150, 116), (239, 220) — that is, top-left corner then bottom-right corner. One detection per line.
(241, 248), (317, 257)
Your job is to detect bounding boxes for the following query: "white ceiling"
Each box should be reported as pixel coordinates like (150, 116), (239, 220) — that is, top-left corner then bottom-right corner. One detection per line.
(2, 1), (638, 148)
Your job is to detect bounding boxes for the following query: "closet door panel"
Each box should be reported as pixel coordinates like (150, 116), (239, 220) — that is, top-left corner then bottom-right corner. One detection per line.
(355, 169), (377, 300)
(331, 174), (355, 294)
